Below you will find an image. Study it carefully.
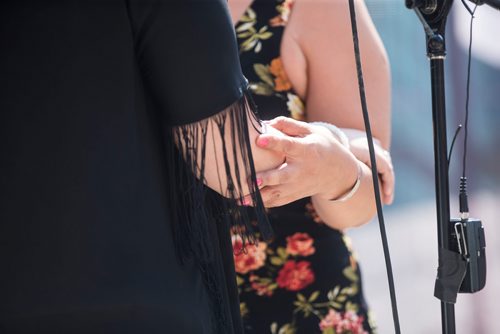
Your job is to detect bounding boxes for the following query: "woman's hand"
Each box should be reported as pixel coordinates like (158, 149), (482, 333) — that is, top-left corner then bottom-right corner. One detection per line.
(348, 136), (394, 205)
(243, 116), (359, 207)
(241, 116), (395, 209)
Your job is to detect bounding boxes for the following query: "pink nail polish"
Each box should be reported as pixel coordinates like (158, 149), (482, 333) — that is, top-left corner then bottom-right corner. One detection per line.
(257, 137), (269, 147)
(257, 178), (263, 186)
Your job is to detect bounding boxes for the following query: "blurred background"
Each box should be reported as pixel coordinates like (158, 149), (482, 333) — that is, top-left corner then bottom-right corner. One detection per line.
(347, 1), (500, 333)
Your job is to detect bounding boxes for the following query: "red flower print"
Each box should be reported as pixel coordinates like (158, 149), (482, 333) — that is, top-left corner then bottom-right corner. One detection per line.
(232, 235), (267, 274)
(319, 309), (367, 334)
(276, 260), (315, 291)
(286, 232), (315, 257)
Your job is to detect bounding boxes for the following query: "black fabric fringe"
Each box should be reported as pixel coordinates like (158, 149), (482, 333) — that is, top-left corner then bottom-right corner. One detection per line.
(165, 90), (272, 333)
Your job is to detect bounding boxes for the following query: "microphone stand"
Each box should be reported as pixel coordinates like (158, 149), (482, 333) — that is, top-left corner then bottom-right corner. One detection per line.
(404, 0), (456, 333)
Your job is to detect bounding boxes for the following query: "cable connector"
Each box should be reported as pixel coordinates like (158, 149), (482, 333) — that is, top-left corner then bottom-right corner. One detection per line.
(459, 176), (469, 219)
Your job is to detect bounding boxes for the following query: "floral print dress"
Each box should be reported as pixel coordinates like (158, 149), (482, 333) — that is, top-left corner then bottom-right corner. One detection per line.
(233, 1), (375, 333)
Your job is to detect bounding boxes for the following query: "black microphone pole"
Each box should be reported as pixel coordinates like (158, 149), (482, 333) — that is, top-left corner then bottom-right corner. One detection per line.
(404, 0), (456, 333)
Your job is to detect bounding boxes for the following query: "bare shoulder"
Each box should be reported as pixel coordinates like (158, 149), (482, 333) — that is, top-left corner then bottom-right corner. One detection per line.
(288, 0), (364, 58)
(283, 0), (391, 147)
(289, 0), (352, 24)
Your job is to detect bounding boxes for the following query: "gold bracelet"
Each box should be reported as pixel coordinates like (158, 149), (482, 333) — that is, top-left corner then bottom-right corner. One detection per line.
(330, 162), (363, 202)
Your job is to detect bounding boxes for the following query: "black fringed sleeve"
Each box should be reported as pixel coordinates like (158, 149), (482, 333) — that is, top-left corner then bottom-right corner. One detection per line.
(126, 0), (272, 332)
(0, 1), (271, 333)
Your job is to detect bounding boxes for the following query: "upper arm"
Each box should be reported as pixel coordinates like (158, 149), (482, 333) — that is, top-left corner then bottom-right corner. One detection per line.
(126, 0), (283, 196)
(126, 0), (246, 125)
(125, 0), (279, 257)
(288, 0), (391, 148)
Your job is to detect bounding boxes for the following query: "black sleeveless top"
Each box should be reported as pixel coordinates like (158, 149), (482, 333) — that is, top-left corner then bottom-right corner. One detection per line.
(232, 1), (375, 333)
(0, 1), (269, 333)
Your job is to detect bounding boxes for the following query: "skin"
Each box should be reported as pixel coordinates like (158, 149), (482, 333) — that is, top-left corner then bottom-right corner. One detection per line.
(229, 0), (394, 229)
(191, 107), (286, 197)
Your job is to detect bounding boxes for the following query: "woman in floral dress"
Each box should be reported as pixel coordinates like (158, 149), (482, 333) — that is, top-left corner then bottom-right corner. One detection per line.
(228, 0), (393, 333)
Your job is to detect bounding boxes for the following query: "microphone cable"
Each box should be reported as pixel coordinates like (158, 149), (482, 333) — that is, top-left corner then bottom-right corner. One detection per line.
(347, 0), (402, 333)
(449, 0), (477, 214)
(458, 1), (477, 216)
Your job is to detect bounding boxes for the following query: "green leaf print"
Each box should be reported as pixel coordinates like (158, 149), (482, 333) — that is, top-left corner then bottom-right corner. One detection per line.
(271, 322), (297, 334)
(277, 246), (288, 259)
(253, 64), (275, 86)
(308, 291), (320, 302)
(322, 328), (335, 334)
(241, 37), (259, 52)
(236, 21), (255, 33)
(327, 286), (341, 301)
(345, 301), (359, 313)
(342, 266), (359, 283)
(270, 256), (284, 266)
(250, 82), (274, 96)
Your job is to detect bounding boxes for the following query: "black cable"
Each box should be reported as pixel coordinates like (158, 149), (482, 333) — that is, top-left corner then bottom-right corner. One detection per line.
(462, 4), (477, 180)
(461, 0), (475, 15)
(448, 124), (462, 166)
(458, 3), (477, 215)
(347, 0), (401, 333)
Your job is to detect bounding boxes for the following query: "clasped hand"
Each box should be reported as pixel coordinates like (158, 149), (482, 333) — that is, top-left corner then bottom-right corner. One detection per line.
(242, 116), (394, 207)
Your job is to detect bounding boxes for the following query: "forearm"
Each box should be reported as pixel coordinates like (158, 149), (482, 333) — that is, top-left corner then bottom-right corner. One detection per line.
(297, 0), (390, 227)
(199, 103), (285, 197)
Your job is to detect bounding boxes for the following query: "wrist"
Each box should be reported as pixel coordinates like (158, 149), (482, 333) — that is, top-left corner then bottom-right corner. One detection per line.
(308, 121), (362, 202)
(328, 161), (362, 202)
(316, 153), (361, 201)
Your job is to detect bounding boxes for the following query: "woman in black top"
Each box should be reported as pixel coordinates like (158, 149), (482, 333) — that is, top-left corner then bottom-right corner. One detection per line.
(0, 1), (287, 333)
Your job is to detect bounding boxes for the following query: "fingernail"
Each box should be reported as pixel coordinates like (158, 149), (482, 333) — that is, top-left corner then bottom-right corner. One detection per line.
(257, 137), (269, 147)
(257, 178), (263, 186)
(242, 198), (251, 206)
